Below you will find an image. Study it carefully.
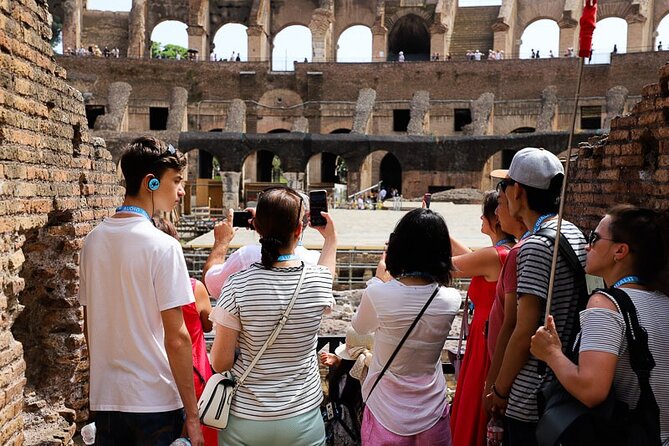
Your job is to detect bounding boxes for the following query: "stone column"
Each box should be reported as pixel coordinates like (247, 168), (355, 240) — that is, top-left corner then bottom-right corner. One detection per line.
(167, 87), (189, 131)
(247, 25), (269, 62)
(61, 0), (82, 51)
(347, 169), (361, 198)
(94, 82), (132, 131)
(351, 88), (377, 134)
(187, 26), (208, 61)
(225, 99), (247, 133)
(407, 91), (430, 136)
(372, 24), (388, 62)
(429, 24), (447, 59)
(284, 172), (305, 191)
(127, 0), (147, 58)
(558, 9), (579, 56)
(310, 8), (335, 62)
(221, 171), (241, 210)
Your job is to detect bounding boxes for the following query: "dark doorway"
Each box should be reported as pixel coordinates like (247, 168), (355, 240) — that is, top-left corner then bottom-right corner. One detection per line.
(393, 109), (411, 132)
(580, 106), (601, 130)
(85, 105), (105, 129)
(388, 14), (430, 61)
(510, 127), (536, 134)
(149, 107), (169, 130)
(198, 150), (214, 179)
(321, 153), (338, 183)
(380, 153), (402, 193)
(256, 150), (275, 182)
(454, 108), (472, 132)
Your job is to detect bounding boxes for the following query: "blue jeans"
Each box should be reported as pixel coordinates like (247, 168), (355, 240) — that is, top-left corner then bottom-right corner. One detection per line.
(95, 408), (184, 446)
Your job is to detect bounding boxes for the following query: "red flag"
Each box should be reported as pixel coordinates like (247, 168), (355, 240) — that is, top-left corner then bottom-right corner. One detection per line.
(579, 0), (598, 58)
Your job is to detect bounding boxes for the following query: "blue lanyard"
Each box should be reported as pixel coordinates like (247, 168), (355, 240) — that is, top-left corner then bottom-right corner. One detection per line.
(277, 254), (299, 262)
(521, 230), (531, 240)
(397, 271), (433, 280)
(613, 275), (641, 288)
(532, 213), (556, 234)
(495, 237), (515, 247)
(116, 205), (151, 221)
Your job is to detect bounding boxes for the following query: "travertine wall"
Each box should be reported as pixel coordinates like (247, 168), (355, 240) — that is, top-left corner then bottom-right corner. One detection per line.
(0, 1), (122, 444)
(566, 63), (669, 231)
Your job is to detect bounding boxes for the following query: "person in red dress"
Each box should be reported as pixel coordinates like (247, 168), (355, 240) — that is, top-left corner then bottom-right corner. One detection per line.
(449, 191), (515, 446)
(154, 217), (217, 446)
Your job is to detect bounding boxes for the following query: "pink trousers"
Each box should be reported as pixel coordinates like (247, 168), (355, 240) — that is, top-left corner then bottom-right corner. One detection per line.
(361, 404), (452, 446)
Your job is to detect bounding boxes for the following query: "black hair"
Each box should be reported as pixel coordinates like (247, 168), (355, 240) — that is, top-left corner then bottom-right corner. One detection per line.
(254, 187), (303, 268)
(519, 173), (563, 214)
(120, 136), (187, 196)
(607, 205), (669, 292)
(385, 208), (453, 286)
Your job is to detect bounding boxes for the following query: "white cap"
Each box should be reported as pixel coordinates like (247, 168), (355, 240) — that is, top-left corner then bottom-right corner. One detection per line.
(506, 147), (564, 190)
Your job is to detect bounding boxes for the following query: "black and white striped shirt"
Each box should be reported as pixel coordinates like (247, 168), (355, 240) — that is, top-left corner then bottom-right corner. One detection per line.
(506, 219), (586, 422)
(580, 288), (669, 443)
(215, 263), (334, 420)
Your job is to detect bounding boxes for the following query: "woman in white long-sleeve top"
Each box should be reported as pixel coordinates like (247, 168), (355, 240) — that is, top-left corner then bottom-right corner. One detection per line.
(352, 208), (461, 446)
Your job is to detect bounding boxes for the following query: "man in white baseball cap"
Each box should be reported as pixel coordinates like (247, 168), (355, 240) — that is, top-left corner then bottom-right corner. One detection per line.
(488, 148), (586, 446)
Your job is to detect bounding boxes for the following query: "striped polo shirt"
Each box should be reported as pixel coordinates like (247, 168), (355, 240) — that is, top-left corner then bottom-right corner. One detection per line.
(214, 263), (334, 420)
(506, 219), (586, 422)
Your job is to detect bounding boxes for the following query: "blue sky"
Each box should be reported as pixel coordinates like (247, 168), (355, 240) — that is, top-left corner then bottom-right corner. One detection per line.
(74, 0), (663, 67)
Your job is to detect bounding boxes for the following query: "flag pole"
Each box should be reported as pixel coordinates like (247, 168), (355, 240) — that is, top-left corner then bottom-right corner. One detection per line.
(544, 0), (596, 321)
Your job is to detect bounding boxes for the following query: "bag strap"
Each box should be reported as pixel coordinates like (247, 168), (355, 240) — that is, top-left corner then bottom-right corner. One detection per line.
(364, 285), (441, 402)
(236, 266), (307, 387)
(535, 228), (585, 278)
(455, 293), (469, 359)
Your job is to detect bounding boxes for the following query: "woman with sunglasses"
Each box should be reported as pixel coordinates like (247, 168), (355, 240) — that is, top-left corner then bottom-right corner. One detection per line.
(209, 187), (336, 446)
(352, 208), (460, 445)
(449, 190), (515, 446)
(531, 205), (669, 444)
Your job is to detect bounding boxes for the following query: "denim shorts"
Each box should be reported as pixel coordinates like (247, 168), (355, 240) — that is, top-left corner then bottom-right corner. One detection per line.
(95, 408), (184, 446)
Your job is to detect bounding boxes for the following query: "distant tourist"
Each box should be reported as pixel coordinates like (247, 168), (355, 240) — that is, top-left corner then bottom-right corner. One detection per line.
(613, 44), (618, 54)
(531, 49), (536, 59)
(236, 53), (241, 62)
(398, 51), (405, 62)
(549, 50), (554, 58)
(659, 41), (663, 51)
(474, 49), (482, 61)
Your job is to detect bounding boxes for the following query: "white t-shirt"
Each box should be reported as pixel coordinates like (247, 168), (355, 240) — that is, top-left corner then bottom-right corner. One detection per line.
(205, 244), (320, 299)
(78, 216), (195, 412)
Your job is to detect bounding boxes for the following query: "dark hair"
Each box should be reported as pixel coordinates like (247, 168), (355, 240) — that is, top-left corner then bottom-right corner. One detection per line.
(520, 173), (563, 214)
(120, 136), (187, 196)
(385, 208), (453, 286)
(607, 205), (669, 291)
(254, 187), (303, 268)
(153, 216), (179, 240)
(482, 190), (499, 222)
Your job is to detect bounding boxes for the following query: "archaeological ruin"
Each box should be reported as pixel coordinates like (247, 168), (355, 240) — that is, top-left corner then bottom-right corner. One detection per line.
(2, 0), (669, 444)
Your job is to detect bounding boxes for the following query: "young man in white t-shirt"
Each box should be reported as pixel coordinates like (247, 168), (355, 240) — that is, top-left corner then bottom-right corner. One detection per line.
(78, 137), (204, 446)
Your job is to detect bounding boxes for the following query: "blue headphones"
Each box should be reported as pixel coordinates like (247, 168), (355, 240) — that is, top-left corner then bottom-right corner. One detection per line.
(148, 177), (160, 191)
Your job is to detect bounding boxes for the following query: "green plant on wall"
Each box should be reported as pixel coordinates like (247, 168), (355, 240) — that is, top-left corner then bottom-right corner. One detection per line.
(150, 41), (188, 59)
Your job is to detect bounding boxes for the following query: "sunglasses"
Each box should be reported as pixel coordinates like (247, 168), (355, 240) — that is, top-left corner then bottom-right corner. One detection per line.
(587, 230), (616, 246)
(496, 178), (516, 193)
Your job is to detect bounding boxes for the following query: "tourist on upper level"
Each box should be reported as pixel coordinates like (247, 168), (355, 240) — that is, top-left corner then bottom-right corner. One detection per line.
(202, 190), (336, 299)
(488, 148), (586, 446)
(398, 51), (405, 62)
(449, 191), (514, 446)
(351, 208), (460, 446)
(78, 137), (204, 446)
(209, 186), (336, 446)
(531, 205), (669, 444)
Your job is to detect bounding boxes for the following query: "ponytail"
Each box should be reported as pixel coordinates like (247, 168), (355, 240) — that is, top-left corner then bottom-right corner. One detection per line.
(259, 237), (283, 268)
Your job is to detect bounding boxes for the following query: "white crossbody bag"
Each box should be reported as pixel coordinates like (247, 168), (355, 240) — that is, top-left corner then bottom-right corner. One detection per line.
(197, 267), (307, 430)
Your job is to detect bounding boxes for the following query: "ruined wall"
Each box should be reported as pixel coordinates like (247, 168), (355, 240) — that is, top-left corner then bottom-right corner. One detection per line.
(565, 63), (669, 231)
(80, 10), (129, 55)
(0, 1), (122, 444)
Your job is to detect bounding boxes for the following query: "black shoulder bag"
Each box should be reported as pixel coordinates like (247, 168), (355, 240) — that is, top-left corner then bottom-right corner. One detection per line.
(536, 287), (661, 446)
(364, 285), (441, 403)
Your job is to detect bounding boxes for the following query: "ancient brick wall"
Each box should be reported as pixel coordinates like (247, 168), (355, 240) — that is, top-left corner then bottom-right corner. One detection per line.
(565, 63), (669, 232)
(0, 1), (122, 444)
(80, 10), (129, 56)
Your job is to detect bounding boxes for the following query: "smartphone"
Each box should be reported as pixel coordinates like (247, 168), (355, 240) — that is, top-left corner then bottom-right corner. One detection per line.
(423, 193), (432, 209)
(232, 210), (253, 228)
(309, 190), (328, 226)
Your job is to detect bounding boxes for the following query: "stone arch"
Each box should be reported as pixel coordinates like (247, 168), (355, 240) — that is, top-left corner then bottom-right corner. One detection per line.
(336, 25), (373, 62)
(591, 17), (628, 63)
(385, 8), (433, 32)
(306, 152), (346, 187)
(480, 148), (518, 190)
(387, 13), (431, 61)
(596, 2), (633, 21)
(655, 12), (669, 51)
(360, 150), (402, 194)
(150, 20), (189, 58)
(242, 149), (284, 184)
(272, 24), (313, 71)
(518, 18), (559, 59)
(212, 23), (248, 61)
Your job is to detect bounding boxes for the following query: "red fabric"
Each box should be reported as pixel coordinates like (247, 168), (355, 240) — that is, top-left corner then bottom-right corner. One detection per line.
(487, 243), (521, 359)
(184, 278), (217, 446)
(579, 0), (598, 58)
(450, 246), (509, 446)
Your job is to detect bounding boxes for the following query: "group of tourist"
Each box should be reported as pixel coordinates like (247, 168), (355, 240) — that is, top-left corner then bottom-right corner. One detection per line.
(78, 137), (669, 446)
(65, 45), (121, 57)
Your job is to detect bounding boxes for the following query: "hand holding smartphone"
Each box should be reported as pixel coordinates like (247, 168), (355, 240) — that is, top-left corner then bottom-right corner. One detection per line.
(309, 190), (328, 226)
(232, 210), (253, 228)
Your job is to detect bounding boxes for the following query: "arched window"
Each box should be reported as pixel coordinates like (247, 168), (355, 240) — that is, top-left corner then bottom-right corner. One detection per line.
(590, 17), (627, 64)
(213, 23), (248, 61)
(519, 19), (559, 59)
(655, 14), (669, 51)
(151, 21), (188, 59)
(337, 26), (372, 62)
(388, 14), (430, 61)
(272, 25), (312, 71)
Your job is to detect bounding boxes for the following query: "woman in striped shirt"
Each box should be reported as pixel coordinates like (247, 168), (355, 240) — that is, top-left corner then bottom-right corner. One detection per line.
(209, 186), (337, 446)
(531, 205), (669, 444)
